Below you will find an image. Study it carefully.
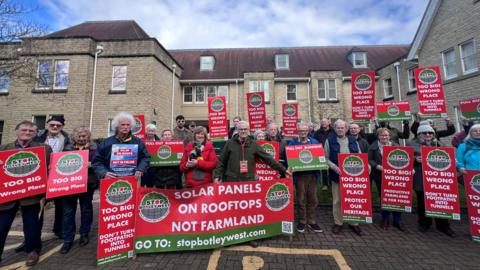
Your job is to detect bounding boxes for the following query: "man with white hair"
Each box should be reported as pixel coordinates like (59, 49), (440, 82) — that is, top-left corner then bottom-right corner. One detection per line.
(145, 124), (160, 141)
(93, 112), (150, 183)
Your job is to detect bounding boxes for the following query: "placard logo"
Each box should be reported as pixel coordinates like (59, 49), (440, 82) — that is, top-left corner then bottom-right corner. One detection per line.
(387, 149), (410, 169)
(284, 105), (296, 116)
(387, 105), (400, 117)
(343, 155), (365, 176)
(139, 191), (170, 222)
(299, 150), (313, 164)
(249, 93), (263, 107)
(262, 143), (276, 158)
(56, 153), (83, 175)
(157, 145), (172, 160)
(426, 149), (451, 171)
(419, 69), (438, 84)
(470, 174), (480, 194)
(265, 183), (291, 211)
(211, 98), (225, 112)
(105, 180), (133, 205)
(354, 74), (372, 90)
(3, 151), (40, 177)
(132, 118), (142, 134)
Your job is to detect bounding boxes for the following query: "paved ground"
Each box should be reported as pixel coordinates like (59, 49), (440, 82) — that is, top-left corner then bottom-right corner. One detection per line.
(1, 190), (480, 270)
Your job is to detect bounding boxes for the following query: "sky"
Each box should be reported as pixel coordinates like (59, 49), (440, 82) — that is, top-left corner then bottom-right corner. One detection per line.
(18, 0), (429, 49)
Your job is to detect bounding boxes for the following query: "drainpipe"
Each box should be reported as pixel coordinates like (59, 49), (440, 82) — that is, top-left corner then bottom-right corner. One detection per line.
(307, 78), (312, 123)
(235, 79), (239, 116)
(171, 64), (176, 129)
(89, 45), (104, 132)
(393, 62), (402, 101)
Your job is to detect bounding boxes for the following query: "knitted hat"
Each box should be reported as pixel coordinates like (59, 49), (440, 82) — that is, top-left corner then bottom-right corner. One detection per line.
(419, 120), (430, 126)
(417, 124), (435, 135)
(47, 115), (65, 125)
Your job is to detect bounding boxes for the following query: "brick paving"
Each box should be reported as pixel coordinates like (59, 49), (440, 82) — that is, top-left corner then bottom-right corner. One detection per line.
(1, 190), (479, 270)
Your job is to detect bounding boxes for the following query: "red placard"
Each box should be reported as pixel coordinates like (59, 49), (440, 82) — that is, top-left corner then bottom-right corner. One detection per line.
(255, 141), (280, 180)
(459, 97), (480, 121)
(421, 147), (460, 220)
(339, 153), (372, 223)
(285, 144), (328, 172)
(381, 146), (414, 212)
(132, 115), (146, 140)
(352, 71), (375, 122)
(208, 96), (228, 138)
(0, 146), (48, 204)
(414, 66), (447, 118)
(97, 177), (137, 265)
(246, 92), (267, 132)
(282, 103), (298, 137)
(46, 150), (88, 199)
(145, 140), (184, 166)
(464, 170), (480, 242)
(376, 101), (411, 121)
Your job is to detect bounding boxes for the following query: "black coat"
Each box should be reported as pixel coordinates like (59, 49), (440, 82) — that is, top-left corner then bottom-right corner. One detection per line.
(368, 141), (399, 189)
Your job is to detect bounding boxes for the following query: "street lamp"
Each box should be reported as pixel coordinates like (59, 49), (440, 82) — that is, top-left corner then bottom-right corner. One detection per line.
(89, 45), (104, 132)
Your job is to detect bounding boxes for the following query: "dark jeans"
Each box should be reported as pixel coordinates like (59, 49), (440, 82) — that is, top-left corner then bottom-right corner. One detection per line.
(142, 167), (159, 187)
(320, 170), (329, 186)
(0, 203), (42, 259)
(415, 191), (450, 230)
(53, 197), (63, 234)
(62, 188), (94, 243)
(375, 177), (402, 224)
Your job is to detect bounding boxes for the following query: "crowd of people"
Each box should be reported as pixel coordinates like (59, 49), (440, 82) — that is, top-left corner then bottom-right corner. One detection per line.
(0, 111), (479, 266)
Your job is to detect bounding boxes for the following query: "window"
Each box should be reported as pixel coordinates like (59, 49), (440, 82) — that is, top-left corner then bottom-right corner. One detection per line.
(207, 86), (216, 98)
(108, 119), (115, 137)
(36, 60), (70, 89)
(352, 52), (367, 68)
(383, 78), (393, 98)
(275, 54), (289, 69)
(112, 66), (127, 91)
(286, 84), (297, 101)
(0, 120), (3, 145)
(195, 86), (205, 103)
(183, 86), (193, 103)
(200, 56), (215, 70)
(317, 79), (337, 100)
(249, 80), (270, 102)
(217, 85), (228, 102)
(407, 67), (417, 91)
(32, 115), (46, 130)
(460, 40), (478, 74)
(0, 72), (9, 93)
(442, 48), (457, 79)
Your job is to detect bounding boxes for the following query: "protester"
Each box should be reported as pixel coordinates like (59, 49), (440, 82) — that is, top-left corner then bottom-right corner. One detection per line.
(410, 116), (455, 140)
(307, 122), (315, 138)
(368, 128), (405, 231)
(188, 121), (196, 132)
(179, 126), (218, 187)
(287, 123), (323, 233)
(60, 127), (98, 254)
(407, 125), (454, 236)
(145, 124), (160, 141)
(324, 119), (362, 235)
(92, 112), (150, 184)
(0, 121), (52, 266)
(267, 123), (288, 164)
(374, 118), (409, 144)
(173, 115), (193, 145)
(141, 124), (161, 187)
(152, 129), (182, 189)
(313, 118), (335, 190)
(213, 121), (291, 247)
(228, 116), (242, 139)
(456, 124), (480, 173)
(349, 123), (369, 153)
(253, 129), (267, 140)
(35, 115), (71, 240)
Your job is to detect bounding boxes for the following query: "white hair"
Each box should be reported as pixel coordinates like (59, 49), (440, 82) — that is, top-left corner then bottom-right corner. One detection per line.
(111, 112), (136, 131)
(297, 122), (308, 129)
(145, 123), (157, 130)
(466, 124), (480, 140)
(334, 119), (346, 128)
(238, 120), (250, 128)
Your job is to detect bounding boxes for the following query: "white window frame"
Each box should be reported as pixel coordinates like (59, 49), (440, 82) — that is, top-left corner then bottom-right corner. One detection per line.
(35, 60), (70, 90)
(441, 48), (457, 80)
(207, 86), (216, 98)
(200, 56), (215, 70)
(352, 52), (367, 68)
(36, 60), (53, 89)
(195, 86), (205, 104)
(0, 73), (9, 93)
(249, 80), (270, 102)
(32, 115), (47, 130)
(407, 67), (417, 91)
(286, 84), (297, 102)
(275, 54), (289, 70)
(108, 119), (115, 137)
(217, 85), (229, 103)
(459, 39), (478, 75)
(383, 78), (393, 98)
(53, 60), (70, 89)
(111, 65), (127, 91)
(183, 86), (193, 104)
(317, 79), (337, 101)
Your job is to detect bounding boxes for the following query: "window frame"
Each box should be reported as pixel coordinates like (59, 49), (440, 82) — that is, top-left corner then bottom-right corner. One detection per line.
(317, 79), (337, 101)
(0, 120), (3, 145)
(53, 60), (70, 89)
(108, 119), (115, 137)
(36, 60), (54, 90)
(0, 72), (9, 93)
(32, 115), (47, 130)
(183, 86), (193, 104)
(441, 48), (457, 80)
(407, 67), (417, 91)
(195, 86), (206, 104)
(111, 65), (128, 91)
(286, 84), (297, 102)
(275, 54), (289, 70)
(352, 52), (367, 68)
(383, 78), (393, 98)
(200, 56), (215, 71)
(459, 39), (478, 75)
(249, 80), (270, 102)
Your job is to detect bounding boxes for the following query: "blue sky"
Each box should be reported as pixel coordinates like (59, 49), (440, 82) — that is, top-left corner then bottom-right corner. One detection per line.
(19, 0), (429, 49)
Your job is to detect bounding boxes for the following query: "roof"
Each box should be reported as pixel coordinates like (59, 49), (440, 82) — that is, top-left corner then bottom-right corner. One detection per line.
(170, 45), (410, 80)
(407, 0), (441, 60)
(44, 20), (150, 40)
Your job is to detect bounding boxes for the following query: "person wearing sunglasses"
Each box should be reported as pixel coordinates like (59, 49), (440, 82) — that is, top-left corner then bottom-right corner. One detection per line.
(407, 124), (454, 236)
(173, 115), (193, 146)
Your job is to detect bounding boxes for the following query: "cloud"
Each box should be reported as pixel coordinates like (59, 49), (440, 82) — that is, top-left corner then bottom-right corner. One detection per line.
(39, 0), (428, 49)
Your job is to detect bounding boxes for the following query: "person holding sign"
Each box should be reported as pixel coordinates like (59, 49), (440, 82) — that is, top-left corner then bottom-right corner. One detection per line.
(59, 127), (98, 254)
(180, 126), (218, 187)
(324, 119), (362, 236)
(368, 128), (404, 231)
(287, 123), (323, 233)
(407, 125), (454, 236)
(0, 121), (52, 266)
(456, 124), (480, 173)
(92, 112), (150, 184)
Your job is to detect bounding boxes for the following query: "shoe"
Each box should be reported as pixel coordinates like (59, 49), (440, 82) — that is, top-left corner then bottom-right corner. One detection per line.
(14, 242), (25, 253)
(307, 224), (323, 233)
(349, 225), (362, 236)
(381, 220), (389, 230)
(332, 225), (343, 234)
(79, 234), (89, 247)
(297, 223), (306, 233)
(26, 251), (39, 266)
(393, 222), (406, 232)
(322, 185), (328, 191)
(248, 240), (259, 248)
(418, 225), (429, 233)
(438, 228), (455, 237)
(60, 242), (72, 254)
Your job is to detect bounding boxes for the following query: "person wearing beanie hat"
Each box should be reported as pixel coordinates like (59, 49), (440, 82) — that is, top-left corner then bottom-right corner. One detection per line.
(416, 124), (435, 135)
(410, 115), (455, 140)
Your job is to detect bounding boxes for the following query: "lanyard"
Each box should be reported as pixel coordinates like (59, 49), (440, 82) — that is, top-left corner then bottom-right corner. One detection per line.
(241, 141), (245, 161)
